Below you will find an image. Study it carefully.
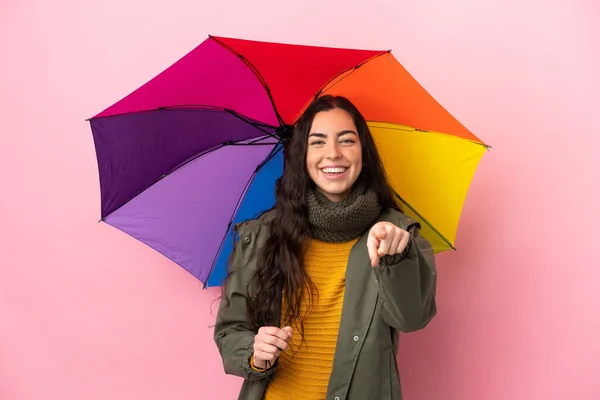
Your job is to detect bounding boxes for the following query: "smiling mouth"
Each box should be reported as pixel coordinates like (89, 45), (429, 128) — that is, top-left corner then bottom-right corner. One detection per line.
(321, 167), (348, 174)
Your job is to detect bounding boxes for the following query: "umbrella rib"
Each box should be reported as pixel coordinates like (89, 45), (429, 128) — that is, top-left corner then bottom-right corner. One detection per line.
(163, 105), (276, 128)
(163, 105), (283, 141)
(204, 144), (284, 288)
(99, 143), (227, 221)
(368, 122), (491, 149)
(210, 36), (286, 127)
(246, 135), (280, 145)
(87, 104), (278, 131)
(158, 135), (279, 182)
(222, 108), (281, 139)
(99, 136), (277, 222)
(292, 50), (390, 125)
(394, 192), (456, 251)
(317, 51), (390, 96)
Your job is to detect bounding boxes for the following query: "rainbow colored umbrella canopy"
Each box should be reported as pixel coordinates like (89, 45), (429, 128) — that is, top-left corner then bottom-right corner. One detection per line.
(88, 35), (487, 287)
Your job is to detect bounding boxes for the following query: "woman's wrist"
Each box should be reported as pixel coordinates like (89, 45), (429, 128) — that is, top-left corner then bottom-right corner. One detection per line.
(250, 354), (267, 371)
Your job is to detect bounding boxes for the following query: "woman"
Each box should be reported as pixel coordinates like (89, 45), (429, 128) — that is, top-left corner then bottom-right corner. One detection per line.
(214, 95), (437, 400)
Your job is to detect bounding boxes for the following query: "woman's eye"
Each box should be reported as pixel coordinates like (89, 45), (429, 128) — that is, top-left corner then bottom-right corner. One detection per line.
(340, 138), (355, 144)
(310, 140), (325, 145)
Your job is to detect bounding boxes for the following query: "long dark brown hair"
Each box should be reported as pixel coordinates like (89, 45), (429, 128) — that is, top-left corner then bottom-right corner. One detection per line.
(225, 95), (400, 334)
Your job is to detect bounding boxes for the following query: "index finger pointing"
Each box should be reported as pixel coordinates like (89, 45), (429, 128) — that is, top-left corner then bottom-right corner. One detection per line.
(367, 234), (379, 266)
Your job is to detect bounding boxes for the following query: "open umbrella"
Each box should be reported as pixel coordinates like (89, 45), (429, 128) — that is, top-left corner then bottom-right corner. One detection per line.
(88, 35), (488, 287)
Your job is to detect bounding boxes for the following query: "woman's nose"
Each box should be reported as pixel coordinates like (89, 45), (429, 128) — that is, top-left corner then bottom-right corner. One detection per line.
(326, 143), (341, 159)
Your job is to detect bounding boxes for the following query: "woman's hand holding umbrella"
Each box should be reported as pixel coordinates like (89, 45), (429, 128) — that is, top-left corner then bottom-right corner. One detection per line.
(252, 326), (293, 369)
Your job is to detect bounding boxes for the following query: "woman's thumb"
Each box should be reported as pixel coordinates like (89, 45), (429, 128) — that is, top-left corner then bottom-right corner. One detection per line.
(283, 326), (293, 339)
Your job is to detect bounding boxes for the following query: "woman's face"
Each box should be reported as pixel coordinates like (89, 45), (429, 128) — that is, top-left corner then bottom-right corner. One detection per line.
(306, 108), (363, 202)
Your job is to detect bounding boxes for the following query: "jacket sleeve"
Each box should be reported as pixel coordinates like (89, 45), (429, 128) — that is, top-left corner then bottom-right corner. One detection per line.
(213, 232), (275, 381)
(374, 221), (437, 333)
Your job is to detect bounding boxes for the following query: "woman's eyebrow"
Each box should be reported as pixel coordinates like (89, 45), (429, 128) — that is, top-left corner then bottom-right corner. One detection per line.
(308, 130), (357, 138)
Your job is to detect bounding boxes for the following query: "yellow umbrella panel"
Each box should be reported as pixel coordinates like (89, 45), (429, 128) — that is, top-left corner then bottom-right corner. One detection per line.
(369, 122), (486, 252)
(308, 51), (489, 253)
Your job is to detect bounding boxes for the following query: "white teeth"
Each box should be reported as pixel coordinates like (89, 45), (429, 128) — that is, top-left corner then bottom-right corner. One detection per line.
(321, 167), (347, 174)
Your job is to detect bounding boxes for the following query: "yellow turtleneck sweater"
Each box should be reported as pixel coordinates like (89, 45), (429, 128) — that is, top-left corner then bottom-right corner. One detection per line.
(262, 237), (358, 400)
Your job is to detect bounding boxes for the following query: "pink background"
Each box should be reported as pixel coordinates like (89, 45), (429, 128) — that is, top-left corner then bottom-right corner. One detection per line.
(1, 1), (599, 399)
